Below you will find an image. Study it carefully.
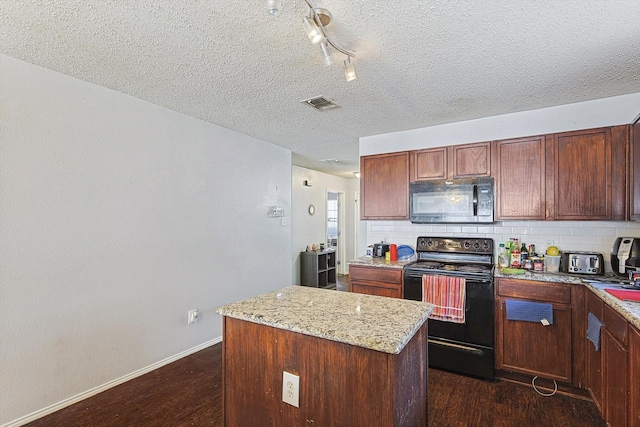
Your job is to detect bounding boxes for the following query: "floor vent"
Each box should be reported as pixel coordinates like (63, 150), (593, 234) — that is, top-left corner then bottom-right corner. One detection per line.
(300, 96), (340, 111)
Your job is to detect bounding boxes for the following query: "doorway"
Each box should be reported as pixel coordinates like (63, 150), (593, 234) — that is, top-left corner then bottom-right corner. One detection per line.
(327, 191), (346, 274)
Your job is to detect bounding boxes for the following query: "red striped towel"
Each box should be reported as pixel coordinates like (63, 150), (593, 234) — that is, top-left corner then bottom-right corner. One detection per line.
(422, 275), (466, 324)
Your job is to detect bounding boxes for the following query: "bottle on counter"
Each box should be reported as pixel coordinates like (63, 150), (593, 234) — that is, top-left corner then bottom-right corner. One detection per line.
(498, 243), (509, 268)
(520, 242), (529, 263)
(510, 240), (521, 268)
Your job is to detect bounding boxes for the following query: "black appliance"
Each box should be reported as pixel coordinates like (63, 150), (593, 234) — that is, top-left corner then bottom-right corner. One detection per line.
(611, 237), (640, 277)
(373, 242), (390, 258)
(404, 236), (495, 379)
(409, 177), (494, 224)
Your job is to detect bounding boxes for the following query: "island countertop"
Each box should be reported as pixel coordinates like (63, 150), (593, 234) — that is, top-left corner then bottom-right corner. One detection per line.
(216, 285), (434, 354)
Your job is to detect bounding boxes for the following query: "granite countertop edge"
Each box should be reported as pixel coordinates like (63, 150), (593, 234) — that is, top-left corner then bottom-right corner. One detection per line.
(347, 256), (412, 269)
(495, 269), (640, 330)
(217, 286), (434, 355)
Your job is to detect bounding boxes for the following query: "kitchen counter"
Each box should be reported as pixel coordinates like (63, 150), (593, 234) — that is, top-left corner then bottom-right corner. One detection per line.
(216, 285), (433, 354)
(347, 256), (411, 269)
(496, 268), (640, 330)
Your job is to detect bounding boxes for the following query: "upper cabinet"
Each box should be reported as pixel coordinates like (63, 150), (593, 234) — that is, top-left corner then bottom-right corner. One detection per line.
(410, 141), (490, 181)
(360, 151), (410, 220)
(631, 118), (640, 221)
(493, 135), (547, 220)
(547, 126), (627, 221)
(494, 126), (628, 221)
(360, 124), (632, 222)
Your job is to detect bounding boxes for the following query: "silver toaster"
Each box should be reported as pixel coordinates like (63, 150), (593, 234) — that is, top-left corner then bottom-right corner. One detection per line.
(560, 252), (604, 275)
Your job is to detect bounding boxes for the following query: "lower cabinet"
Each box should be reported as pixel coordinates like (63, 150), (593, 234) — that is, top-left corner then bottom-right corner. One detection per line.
(495, 278), (580, 383)
(586, 288), (640, 427)
(349, 265), (403, 298)
(631, 325), (640, 427)
(602, 304), (629, 427)
(585, 290), (604, 412)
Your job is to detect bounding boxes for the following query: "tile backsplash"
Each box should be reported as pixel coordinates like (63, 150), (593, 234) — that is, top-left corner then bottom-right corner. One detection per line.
(366, 220), (640, 272)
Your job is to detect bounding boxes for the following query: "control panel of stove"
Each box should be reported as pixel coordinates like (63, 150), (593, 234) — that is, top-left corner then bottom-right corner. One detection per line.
(416, 236), (494, 254)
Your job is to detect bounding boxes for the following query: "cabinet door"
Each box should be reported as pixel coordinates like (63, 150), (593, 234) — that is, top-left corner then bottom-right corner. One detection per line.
(493, 136), (547, 220)
(602, 329), (629, 427)
(350, 281), (402, 298)
(411, 147), (447, 181)
(630, 326), (640, 427)
(585, 290), (604, 411)
(449, 141), (491, 178)
(496, 297), (572, 382)
(549, 128), (612, 220)
(360, 152), (410, 219)
(631, 121), (640, 221)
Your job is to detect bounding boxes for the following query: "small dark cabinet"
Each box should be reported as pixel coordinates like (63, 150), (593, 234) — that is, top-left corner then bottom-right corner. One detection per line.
(300, 250), (336, 289)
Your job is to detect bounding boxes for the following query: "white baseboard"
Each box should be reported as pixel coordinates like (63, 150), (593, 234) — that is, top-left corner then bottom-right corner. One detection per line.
(2, 337), (223, 427)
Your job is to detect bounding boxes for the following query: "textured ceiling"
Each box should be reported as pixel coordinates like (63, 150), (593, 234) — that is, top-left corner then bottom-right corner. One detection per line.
(1, 1), (640, 177)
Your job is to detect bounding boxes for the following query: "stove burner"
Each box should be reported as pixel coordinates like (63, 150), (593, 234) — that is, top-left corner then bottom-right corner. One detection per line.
(413, 261), (443, 269)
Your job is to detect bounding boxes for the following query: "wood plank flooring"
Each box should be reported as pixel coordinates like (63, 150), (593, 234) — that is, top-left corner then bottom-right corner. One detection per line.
(25, 341), (604, 427)
(24, 278), (604, 426)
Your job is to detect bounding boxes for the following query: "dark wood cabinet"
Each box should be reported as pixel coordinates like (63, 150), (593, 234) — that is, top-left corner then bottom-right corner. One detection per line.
(360, 152), (410, 219)
(630, 325), (640, 427)
(631, 118), (640, 221)
(585, 289), (604, 412)
(495, 279), (586, 388)
(449, 141), (491, 178)
(411, 147), (448, 181)
(492, 135), (547, 220)
(547, 126), (627, 221)
(349, 264), (403, 298)
(410, 141), (490, 181)
(602, 303), (629, 427)
(222, 315), (428, 427)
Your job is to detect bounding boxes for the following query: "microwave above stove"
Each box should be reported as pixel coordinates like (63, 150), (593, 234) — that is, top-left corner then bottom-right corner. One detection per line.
(409, 177), (494, 224)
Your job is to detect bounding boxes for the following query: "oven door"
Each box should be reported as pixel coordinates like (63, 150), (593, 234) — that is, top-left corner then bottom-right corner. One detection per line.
(404, 269), (495, 379)
(404, 270), (494, 347)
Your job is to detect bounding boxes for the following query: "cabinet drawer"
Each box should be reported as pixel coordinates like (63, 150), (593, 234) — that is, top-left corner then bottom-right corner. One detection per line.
(349, 265), (403, 284)
(497, 279), (571, 304)
(604, 304), (628, 346)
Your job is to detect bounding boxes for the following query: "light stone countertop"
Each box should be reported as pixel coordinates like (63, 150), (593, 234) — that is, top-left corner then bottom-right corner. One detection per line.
(495, 269), (640, 330)
(216, 285), (434, 354)
(347, 256), (412, 269)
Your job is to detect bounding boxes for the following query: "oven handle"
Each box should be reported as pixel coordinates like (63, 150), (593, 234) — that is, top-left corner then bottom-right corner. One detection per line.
(428, 339), (482, 353)
(473, 183), (478, 216)
(404, 271), (492, 283)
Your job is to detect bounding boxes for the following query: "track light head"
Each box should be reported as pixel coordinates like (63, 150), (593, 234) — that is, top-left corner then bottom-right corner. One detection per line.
(320, 41), (334, 66)
(266, 0), (280, 16)
(303, 16), (323, 44)
(343, 57), (356, 82)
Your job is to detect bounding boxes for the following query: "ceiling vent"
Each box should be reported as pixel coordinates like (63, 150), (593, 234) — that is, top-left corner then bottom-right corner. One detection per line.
(300, 96), (340, 111)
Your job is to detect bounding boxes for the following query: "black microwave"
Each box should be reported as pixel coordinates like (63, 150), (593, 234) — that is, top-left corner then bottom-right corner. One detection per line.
(409, 177), (494, 223)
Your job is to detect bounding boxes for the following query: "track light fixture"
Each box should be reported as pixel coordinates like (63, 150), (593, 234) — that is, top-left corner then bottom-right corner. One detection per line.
(267, 0), (357, 82)
(266, 0), (280, 16)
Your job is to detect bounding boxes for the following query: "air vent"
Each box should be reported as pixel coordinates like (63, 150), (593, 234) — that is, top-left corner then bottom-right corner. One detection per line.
(300, 96), (340, 111)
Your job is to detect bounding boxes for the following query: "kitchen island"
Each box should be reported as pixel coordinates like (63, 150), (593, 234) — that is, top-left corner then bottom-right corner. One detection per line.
(216, 286), (433, 427)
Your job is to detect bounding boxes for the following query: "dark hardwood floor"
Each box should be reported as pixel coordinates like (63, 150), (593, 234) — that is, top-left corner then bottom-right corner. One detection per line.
(25, 278), (605, 427)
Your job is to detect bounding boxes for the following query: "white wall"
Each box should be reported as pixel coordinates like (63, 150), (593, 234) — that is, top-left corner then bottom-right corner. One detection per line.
(292, 166), (359, 280)
(0, 55), (292, 426)
(357, 92), (640, 266)
(360, 92), (640, 155)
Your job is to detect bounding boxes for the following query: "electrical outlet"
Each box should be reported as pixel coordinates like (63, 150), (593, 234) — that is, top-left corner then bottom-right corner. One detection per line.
(282, 371), (299, 407)
(187, 309), (199, 324)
